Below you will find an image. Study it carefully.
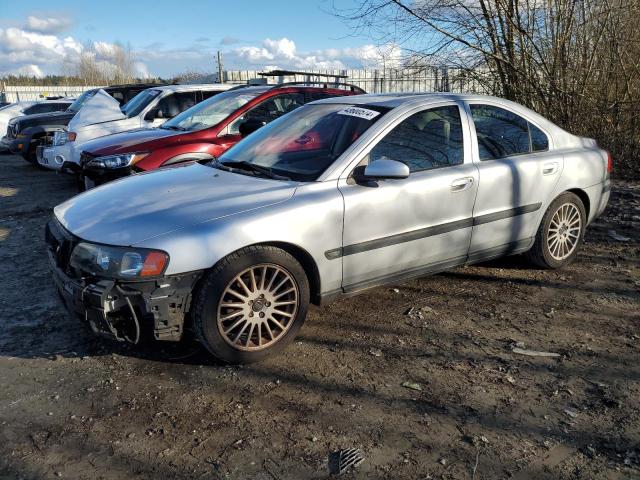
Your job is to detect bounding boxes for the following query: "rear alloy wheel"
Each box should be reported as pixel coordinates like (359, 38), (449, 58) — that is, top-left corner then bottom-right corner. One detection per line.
(547, 202), (582, 261)
(526, 192), (586, 269)
(193, 246), (310, 363)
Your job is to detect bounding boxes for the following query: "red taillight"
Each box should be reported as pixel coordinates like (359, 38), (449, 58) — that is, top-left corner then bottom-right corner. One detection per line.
(606, 151), (613, 173)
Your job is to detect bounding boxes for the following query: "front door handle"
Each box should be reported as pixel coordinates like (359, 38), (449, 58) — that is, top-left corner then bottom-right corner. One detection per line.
(450, 177), (474, 192)
(543, 162), (559, 175)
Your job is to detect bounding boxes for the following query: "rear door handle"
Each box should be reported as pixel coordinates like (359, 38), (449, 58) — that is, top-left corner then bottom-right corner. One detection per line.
(543, 162), (559, 175)
(450, 177), (474, 192)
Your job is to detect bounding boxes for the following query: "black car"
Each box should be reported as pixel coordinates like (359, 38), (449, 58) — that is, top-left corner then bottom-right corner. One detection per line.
(5, 83), (167, 165)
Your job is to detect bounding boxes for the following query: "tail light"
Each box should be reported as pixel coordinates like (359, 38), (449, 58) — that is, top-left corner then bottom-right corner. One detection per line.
(606, 151), (613, 174)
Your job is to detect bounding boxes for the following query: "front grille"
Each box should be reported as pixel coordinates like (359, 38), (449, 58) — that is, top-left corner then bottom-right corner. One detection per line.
(45, 218), (77, 274)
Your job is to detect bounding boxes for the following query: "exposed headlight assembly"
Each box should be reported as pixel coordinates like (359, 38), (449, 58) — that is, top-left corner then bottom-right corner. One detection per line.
(53, 130), (68, 146)
(87, 152), (149, 169)
(70, 242), (169, 279)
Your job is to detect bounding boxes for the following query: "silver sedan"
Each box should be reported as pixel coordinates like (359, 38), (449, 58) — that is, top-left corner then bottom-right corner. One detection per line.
(47, 93), (611, 363)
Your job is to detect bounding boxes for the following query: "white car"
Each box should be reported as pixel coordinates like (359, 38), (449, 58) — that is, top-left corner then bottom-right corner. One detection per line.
(39, 84), (232, 171)
(0, 100), (72, 150)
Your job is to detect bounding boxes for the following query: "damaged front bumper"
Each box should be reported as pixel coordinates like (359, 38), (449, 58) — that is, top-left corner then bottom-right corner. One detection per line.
(46, 222), (201, 343)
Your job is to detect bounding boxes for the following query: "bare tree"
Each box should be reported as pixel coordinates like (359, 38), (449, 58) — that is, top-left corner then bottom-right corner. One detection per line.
(335, 0), (640, 176)
(74, 40), (136, 85)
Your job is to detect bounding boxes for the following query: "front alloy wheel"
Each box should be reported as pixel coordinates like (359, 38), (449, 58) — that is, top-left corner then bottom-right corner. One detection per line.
(217, 264), (299, 351)
(192, 246), (310, 363)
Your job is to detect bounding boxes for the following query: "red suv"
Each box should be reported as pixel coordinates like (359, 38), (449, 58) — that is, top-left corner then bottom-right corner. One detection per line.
(79, 83), (364, 188)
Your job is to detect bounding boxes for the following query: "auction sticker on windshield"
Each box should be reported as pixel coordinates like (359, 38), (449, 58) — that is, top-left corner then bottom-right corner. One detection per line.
(337, 107), (380, 120)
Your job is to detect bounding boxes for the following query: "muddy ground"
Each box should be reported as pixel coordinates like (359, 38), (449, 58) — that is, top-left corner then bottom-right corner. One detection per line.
(0, 153), (638, 480)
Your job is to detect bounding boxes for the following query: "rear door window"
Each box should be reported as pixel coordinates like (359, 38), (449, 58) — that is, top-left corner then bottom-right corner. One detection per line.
(228, 93), (305, 134)
(470, 104), (549, 160)
(154, 92), (199, 119)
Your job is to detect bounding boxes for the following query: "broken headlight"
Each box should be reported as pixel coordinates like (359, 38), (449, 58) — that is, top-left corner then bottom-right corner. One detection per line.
(70, 242), (168, 279)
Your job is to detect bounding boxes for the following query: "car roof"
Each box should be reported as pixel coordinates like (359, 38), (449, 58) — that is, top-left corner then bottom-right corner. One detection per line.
(149, 83), (232, 93)
(313, 92), (516, 108)
(226, 84), (360, 96)
(105, 83), (166, 90)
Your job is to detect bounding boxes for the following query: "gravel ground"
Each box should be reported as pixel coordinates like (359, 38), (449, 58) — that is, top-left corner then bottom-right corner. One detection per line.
(0, 154), (638, 480)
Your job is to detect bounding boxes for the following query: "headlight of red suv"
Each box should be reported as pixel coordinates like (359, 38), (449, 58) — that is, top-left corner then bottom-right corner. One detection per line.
(86, 152), (149, 169)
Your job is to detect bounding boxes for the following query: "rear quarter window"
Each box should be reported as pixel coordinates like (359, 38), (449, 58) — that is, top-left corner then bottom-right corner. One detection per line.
(530, 123), (549, 152)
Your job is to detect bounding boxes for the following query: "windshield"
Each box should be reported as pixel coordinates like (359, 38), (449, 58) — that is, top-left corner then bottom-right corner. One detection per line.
(121, 89), (162, 117)
(67, 89), (97, 112)
(217, 103), (388, 181)
(162, 88), (262, 132)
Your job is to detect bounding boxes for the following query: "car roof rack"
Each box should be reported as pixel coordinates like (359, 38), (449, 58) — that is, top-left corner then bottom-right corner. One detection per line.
(106, 82), (168, 89)
(259, 70), (348, 79)
(268, 81), (366, 94)
(256, 70), (365, 94)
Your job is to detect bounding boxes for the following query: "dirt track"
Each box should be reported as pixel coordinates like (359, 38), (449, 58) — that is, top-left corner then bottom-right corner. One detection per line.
(0, 153), (638, 479)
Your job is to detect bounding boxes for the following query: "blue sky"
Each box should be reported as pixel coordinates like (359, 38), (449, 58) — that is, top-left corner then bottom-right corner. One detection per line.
(0, 0), (401, 77)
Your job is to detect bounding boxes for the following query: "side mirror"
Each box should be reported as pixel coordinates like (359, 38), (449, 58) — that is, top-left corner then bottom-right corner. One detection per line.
(359, 159), (410, 180)
(239, 118), (266, 137)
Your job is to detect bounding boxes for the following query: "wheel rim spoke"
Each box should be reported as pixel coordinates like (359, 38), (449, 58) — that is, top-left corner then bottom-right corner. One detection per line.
(220, 310), (244, 322)
(217, 263), (299, 352)
(232, 322), (249, 343)
(224, 317), (246, 335)
(237, 276), (252, 296)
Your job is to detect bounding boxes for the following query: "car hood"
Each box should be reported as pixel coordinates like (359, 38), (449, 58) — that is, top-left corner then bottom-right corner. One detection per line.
(54, 163), (297, 246)
(69, 89), (125, 130)
(12, 110), (74, 130)
(80, 128), (180, 156)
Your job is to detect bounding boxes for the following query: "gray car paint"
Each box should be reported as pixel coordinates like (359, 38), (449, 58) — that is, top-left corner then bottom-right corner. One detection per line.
(54, 93), (610, 297)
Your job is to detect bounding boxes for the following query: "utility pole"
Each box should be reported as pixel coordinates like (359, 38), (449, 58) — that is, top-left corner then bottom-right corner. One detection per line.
(217, 51), (225, 83)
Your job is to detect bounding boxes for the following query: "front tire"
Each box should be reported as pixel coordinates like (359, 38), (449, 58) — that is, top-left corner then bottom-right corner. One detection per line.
(192, 246), (310, 364)
(526, 192), (586, 269)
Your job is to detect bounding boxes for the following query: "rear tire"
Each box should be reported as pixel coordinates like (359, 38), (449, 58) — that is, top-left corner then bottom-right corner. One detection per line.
(526, 192), (586, 269)
(192, 246), (310, 364)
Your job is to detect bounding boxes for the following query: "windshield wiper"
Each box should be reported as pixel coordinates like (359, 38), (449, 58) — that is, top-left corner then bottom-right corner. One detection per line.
(161, 125), (186, 131)
(219, 160), (291, 181)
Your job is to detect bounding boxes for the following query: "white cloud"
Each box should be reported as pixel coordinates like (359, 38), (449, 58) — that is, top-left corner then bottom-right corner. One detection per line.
(0, 27), (84, 76)
(0, 19), (404, 79)
(0, 26), (146, 79)
(2, 64), (44, 77)
(229, 37), (402, 71)
(25, 15), (73, 34)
